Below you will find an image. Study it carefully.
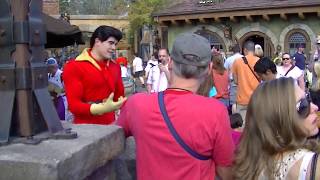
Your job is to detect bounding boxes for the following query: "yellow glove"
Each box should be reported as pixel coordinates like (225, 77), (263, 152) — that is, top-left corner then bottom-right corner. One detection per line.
(90, 93), (127, 115)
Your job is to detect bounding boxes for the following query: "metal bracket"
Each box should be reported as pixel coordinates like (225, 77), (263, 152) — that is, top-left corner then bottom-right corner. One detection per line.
(29, 0), (46, 48)
(31, 62), (48, 89)
(0, 0), (15, 63)
(0, 0), (15, 144)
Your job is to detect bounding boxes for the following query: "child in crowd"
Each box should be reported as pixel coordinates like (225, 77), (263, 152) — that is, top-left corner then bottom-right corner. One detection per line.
(229, 113), (243, 146)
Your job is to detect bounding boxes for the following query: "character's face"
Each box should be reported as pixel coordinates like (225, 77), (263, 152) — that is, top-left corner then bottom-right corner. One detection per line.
(295, 85), (319, 136)
(94, 37), (118, 60)
(158, 49), (169, 65)
(282, 54), (292, 66)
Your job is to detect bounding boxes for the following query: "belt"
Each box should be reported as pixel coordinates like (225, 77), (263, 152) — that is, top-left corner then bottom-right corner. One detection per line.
(87, 100), (103, 104)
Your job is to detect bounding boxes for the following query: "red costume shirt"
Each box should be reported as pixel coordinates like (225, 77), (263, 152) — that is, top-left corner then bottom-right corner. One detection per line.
(63, 48), (124, 124)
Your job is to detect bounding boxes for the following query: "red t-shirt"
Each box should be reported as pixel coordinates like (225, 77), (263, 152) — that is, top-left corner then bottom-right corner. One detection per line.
(116, 57), (128, 67)
(212, 69), (229, 99)
(63, 49), (124, 124)
(117, 90), (235, 180)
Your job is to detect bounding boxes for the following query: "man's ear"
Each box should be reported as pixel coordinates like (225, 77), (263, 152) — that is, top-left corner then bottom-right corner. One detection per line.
(94, 38), (101, 46)
(168, 58), (173, 70)
(266, 69), (272, 75)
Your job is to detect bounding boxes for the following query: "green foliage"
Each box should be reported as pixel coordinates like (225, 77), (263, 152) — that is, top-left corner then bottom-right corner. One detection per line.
(128, 0), (168, 31)
(59, 0), (130, 15)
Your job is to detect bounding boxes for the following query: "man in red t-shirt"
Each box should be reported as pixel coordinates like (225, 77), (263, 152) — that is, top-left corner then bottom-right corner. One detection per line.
(117, 33), (234, 180)
(63, 26), (126, 124)
(116, 52), (128, 67)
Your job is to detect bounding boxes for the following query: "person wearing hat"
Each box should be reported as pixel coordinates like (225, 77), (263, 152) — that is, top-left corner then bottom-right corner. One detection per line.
(63, 25), (126, 125)
(117, 33), (234, 180)
(47, 58), (72, 121)
(293, 43), (306, 70)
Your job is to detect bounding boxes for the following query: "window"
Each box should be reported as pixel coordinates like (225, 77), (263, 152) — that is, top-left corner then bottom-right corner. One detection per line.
(288, 32), (306, 55)
(194, 29), (224, 50)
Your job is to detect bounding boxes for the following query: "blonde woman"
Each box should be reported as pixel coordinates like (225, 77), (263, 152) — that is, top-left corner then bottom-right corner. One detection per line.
(255, 44), (264, 58)
(234, 77), (320, 179)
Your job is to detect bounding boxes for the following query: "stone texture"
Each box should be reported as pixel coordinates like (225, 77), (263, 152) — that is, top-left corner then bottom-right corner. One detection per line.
(0, 124), (125, 180)
(115, 137), (136, 180)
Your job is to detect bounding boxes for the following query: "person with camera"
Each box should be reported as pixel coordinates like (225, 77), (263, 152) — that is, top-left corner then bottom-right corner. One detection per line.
(146, 48), (170, 93)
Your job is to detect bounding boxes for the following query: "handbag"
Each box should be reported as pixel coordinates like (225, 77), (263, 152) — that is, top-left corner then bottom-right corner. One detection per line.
(157, 91), (211, 160)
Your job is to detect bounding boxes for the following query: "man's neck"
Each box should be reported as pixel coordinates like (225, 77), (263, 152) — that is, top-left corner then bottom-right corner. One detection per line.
(90, 49), (105, 62)
(169, 74), (200, 93)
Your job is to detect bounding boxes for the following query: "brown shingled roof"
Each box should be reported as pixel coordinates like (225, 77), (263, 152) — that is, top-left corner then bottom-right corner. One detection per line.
(153, 0), (320, 16)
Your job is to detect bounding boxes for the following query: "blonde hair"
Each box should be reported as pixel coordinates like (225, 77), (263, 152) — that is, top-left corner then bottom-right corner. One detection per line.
(312, 61), (320, 91)
(255, 44), (264, 58)
(234, 77), (319, 179)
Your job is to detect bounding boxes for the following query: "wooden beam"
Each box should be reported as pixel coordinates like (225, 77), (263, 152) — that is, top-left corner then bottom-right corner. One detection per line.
(230, 16), (237, 23)
(157, 6), (320, 22)
(262, 14), (270, 21)
(246, 15), (253, 22)
(199, 18), (206, 24)
(280, 13), (287, 20)
(298, 12), (305, 19)
(171, 20), (178, 25)
(185, 19), (192, 25)
(214, 17), (220, 23)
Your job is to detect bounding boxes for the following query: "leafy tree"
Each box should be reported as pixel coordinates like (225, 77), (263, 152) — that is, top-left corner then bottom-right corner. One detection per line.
(128, 0), (168, 31)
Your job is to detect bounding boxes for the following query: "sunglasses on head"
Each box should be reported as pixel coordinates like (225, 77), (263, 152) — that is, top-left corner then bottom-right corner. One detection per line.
(296, 94), (311, 118)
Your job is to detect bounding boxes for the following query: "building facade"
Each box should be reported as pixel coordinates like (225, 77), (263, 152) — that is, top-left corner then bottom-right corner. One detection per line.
(153, 0), (320, 60)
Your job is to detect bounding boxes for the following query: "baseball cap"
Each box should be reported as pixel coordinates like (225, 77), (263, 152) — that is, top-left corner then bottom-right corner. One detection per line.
(46, 58), (57, 65)
(171, 33), (212, 67)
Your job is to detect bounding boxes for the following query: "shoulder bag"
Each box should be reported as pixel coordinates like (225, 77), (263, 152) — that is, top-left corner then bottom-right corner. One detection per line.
(157, 91), (211, 160)
(242, 56), (260, 82)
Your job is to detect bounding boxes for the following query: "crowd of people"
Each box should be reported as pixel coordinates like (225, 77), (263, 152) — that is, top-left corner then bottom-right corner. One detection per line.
(44, 25), (320, 179)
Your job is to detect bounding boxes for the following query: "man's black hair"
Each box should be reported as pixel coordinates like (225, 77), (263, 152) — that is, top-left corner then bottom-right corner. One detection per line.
(229, 113), (243, 129)
(90, 25), (122, 48)
(254, 57), (277, 74)
(243, 40), (255, 52)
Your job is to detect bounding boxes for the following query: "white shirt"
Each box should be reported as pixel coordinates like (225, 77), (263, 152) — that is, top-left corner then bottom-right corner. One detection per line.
(147, 64), (168, 92)
(48, 69), (64, 90)
(145, 59), (158, 74)
(132, 56), (143, 72)
(224, 53), (243, 80)
(121, 65), (129, 78)
(276, 65), (303, 82)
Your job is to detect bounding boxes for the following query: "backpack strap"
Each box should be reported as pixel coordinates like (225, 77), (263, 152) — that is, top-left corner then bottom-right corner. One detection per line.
(242, 56), (260, 82)
(299, 152), (315, 180)
(311, 153), (319, 180)
(157, 91), (211, 160)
